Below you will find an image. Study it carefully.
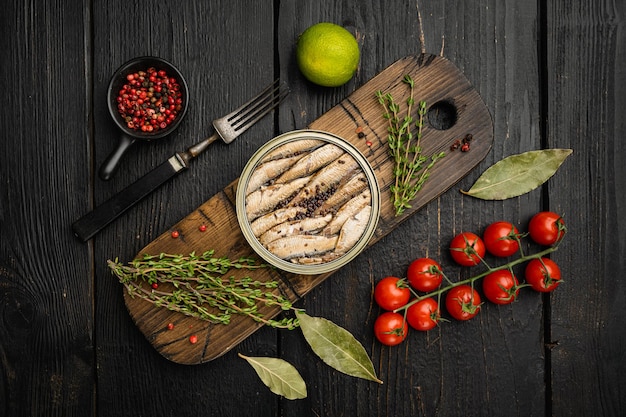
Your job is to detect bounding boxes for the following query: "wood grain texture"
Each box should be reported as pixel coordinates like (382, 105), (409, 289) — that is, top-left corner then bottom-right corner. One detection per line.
(1, 0), (624, 416)
(545, 1), (626, 416)
(278, 2), (546, 417)
(123, 53), (493, 365)
(0, 0), (94, 416)
(90, 1), (282, 415)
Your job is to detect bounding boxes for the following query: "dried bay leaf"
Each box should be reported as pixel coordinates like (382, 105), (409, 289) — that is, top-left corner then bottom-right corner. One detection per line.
(298, 312), (383, 384)
(238, 354), (307, 400)
(461, 149), (573, 200)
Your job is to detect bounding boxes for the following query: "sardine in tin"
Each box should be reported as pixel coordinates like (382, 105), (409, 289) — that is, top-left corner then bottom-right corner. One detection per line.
(236, 129), (381, 275)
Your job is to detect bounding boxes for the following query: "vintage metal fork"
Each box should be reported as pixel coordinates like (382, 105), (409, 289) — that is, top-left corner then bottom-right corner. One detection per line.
(72, 79), (288, 241)
(180, 79), (287, 163)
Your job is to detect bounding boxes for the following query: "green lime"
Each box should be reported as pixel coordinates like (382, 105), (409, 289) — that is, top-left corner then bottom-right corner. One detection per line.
(296, 22), (360, 87)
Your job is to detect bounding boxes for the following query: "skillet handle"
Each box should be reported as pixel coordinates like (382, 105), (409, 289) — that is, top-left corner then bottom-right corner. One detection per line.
(99, 134), (136, 180)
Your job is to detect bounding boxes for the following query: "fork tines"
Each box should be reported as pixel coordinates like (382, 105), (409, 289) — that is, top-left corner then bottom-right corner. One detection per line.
(227, 79), (288, 133)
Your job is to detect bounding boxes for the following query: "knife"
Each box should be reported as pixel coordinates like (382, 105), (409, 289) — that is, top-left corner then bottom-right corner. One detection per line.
(72, 80), (286, 241)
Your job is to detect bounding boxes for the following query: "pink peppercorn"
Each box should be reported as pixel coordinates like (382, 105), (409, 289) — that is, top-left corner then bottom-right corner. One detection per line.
(116, 67), (183, 133)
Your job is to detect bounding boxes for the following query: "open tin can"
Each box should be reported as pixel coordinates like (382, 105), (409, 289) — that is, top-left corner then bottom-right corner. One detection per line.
(236, 129), (380, 275)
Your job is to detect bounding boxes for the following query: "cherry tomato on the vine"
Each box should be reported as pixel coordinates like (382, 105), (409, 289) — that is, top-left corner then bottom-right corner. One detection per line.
(525, 257), (562, 292)
(449, 232), (486, 266)
(528, 211), (566, 246)
(445, 285), (481, 321)
(407, 258), (443, 292)
(483, 221), (521, 257)
(482, 270), (520, 305)
(406, 298), (441, 331)
(374, 277), (411, 311)
(373, 312), (408, 346)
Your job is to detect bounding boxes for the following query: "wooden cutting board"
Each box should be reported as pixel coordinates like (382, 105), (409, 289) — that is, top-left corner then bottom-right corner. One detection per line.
(123, 54), (494, 365)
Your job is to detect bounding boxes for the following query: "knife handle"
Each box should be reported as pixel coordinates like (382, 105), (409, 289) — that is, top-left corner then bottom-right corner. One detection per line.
(72, 155), (187, 242)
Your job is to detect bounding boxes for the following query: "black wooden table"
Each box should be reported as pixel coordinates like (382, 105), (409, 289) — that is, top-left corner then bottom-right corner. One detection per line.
(2, 1), (624, 416)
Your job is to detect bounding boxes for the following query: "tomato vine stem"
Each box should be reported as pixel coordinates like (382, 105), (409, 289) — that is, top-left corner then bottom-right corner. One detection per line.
(394, 244), (559, 314)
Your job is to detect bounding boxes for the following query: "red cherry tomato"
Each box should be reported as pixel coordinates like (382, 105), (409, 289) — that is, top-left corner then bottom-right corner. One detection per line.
(525, 257), (562, 292)
(406, 298), (441, 331)
(528, 212), (566, 246)
(374, 277), (411, 311)
(407, 258), (443, 292)
(374, 312), (408, 346)
(482, 270), (520, 305)
(445, 285), (481, 320)
(482, 221), (521, 257)
(449, 232), (486, 266)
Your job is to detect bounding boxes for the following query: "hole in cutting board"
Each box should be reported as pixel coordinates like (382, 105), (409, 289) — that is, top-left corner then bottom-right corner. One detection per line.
(427, 100), (457, 130)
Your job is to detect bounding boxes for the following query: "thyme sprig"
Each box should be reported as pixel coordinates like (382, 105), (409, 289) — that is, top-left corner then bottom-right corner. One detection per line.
(376, 75), (445, 216)
(108, 250), (300, 329)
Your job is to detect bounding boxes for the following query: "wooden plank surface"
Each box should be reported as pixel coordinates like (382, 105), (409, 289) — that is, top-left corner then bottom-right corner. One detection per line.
(90, 2), (283, 415)
(0, 1), (94, 415)
(124, 54), (493, 364)
(0, 0), (624, 416)
(546, 1), (626, 416)
(278, 2), (548, 416)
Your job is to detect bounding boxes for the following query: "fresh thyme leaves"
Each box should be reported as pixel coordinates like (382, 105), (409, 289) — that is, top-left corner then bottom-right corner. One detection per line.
(376, 75), (445, 216)
(110, 251), (383, 394)
(108, 250), (300, 329)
